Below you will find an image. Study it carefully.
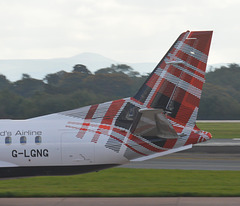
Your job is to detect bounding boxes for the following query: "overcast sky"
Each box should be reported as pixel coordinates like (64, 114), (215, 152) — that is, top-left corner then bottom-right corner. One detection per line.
(0, 0), (239, 65)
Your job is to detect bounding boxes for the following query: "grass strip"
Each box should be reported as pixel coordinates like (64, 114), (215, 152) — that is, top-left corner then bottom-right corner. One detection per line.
(197, 122), (240, 139)
(1, 168), (240, 197)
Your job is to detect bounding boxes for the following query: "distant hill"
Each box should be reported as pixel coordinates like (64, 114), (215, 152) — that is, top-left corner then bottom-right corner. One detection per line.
(0, 53), (156, 81)
(0, 52), (229, 81)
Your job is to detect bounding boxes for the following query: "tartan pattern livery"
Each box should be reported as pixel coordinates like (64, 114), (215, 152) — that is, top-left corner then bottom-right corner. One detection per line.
(60, 31), (213, 161)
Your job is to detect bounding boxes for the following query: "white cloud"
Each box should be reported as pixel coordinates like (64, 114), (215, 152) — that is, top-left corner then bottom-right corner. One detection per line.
(0, 0), (239, 65)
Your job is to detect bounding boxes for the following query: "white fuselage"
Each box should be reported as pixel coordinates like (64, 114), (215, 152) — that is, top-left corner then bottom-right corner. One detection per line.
(0, 115), (129, 177)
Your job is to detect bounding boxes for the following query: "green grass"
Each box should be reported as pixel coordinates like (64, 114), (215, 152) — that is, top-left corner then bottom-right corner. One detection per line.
(197, 122), (240, 139)
(1, 168), (240, 197)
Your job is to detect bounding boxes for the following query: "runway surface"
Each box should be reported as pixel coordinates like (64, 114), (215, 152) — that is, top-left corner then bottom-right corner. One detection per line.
(120, 153), (240, 170)
(1, 198), (240, 206)
(120, 139), (240, 170)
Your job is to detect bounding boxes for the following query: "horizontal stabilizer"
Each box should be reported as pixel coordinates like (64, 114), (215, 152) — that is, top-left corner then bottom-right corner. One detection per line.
(131, 144), (192, 161)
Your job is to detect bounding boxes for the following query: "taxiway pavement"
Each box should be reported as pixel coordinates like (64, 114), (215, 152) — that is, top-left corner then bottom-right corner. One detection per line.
(1, 197), (240, 206)
(120, 139), (240, 170)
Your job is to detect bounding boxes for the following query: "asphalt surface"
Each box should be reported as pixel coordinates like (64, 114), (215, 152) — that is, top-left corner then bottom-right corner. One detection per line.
(1, 198), (240, 206)
(120, 153), (240, 170)
(120, 139), (240, 170)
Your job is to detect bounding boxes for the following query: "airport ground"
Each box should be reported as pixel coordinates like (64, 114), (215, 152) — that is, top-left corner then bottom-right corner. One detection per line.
(2, 136), (240, 205)
(1, 197), (240, 206)
(121, 138), (240, 170)
(2, 139), (240, 205)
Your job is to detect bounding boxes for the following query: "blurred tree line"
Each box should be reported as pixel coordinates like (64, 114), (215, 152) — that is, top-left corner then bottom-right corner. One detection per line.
(198, 63), (240, 119)
(0, 64), (147, 119)
(0, 63), (239, 120)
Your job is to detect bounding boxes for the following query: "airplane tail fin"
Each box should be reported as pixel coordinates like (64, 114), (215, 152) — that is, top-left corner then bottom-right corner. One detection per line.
(132, 31), (213, 126)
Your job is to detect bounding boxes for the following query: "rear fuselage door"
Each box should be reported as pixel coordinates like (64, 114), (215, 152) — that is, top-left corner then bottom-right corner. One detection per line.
(61, 132), (94, 165)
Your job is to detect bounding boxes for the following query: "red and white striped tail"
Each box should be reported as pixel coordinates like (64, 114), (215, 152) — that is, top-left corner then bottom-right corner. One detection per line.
(133, 31), (213, 127)
(59, 31), (213, 161)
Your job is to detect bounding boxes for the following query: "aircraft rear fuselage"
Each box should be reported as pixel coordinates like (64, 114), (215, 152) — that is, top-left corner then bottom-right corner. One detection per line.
(0, 118), (127, 177)
(0, 31), (213, 178)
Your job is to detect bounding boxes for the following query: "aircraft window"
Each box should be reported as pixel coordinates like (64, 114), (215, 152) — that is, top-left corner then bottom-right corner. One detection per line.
(35, 136), (42, 144)
(5, 137), (12, 145)
(20, 136), (27, 145)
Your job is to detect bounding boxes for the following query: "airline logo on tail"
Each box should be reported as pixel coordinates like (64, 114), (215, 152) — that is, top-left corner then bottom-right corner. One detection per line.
(61, 31), (213, 161)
